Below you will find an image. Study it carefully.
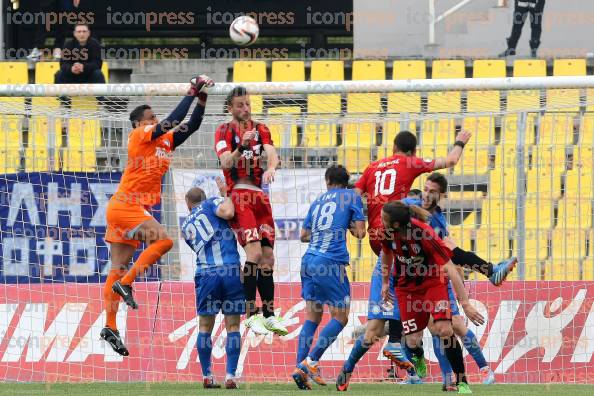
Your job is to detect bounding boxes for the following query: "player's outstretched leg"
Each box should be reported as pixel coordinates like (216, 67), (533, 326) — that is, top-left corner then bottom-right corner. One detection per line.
(489, 257), (517, 287)
(383, 320), (415, 371)
(100, 327), (129, 356)
(451, 247), (516, 286)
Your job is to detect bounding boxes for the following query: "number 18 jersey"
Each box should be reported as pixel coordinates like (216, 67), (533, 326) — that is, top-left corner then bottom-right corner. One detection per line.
(355, 155), (435, 249)
(302, 188), (365, 263)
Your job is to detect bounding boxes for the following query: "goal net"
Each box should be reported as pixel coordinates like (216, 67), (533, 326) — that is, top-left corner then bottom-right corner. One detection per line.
(0, 73), (594, 384)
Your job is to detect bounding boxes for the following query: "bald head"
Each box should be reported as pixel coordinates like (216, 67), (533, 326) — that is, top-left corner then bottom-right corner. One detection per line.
(185, 187), (207, 210)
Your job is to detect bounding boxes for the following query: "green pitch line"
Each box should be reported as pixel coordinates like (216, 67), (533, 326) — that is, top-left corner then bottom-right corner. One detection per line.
(1, 383), (594, 396)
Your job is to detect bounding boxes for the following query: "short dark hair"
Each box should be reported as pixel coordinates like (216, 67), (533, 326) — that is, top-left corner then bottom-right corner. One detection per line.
(129, 104), (151, 127)
(408, 189), (422, 198)
(325, 165), (350, 188)
(382, 201), (411, 229)
(394, 131), (417, 154)
(426, 172), (448, 193)
(226, 85), (248, 107)
(74, 23), (90, 31)
(185, 187), (207, 206)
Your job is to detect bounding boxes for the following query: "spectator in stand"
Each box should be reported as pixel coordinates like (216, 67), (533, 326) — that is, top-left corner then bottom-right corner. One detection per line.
(54, 23), (105, 84)
(27, 0), (81, 62)
(499, 0), (546, 58)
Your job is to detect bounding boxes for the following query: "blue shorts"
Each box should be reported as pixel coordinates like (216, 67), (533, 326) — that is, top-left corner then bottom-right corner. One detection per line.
(367, 255), (401, 321)
(301, 253), (351, 308)
(447, 281), (461, 316)
(194, 265), (245, 316)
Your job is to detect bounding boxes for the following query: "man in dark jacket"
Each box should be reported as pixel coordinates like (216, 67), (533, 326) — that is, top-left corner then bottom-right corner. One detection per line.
(55, 24), (105, 84)
(499, 0), (546, 58)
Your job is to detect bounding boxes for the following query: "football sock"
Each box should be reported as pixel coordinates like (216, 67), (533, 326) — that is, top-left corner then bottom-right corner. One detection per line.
(461, 329), (488, 369)
(226, 331), (241, 377)
(443, 336), (467, 384)
(452, 247), (494, 277)
(197, 332), (213, 377)
(120, 239), (173, 285)
(432, 334), (453, 384)
(343, 335), (371, 373)
(243, 261), (258, 317)
(297, 320), (319, 364)
(309, 319), (345, 362)
(103, 267), (126, 330)
(387, 319), (403, 343)
(257, 268), (275, 318)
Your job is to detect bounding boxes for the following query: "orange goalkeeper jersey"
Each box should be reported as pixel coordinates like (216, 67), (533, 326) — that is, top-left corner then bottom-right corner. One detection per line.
(113, 124), (175, 206)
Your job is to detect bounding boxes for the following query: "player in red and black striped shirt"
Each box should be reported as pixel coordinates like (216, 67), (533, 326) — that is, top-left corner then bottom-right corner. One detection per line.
(380, 201), (484, 393)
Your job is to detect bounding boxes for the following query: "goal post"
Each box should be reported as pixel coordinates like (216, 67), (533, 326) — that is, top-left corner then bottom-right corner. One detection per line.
(0, 76), (594, 383)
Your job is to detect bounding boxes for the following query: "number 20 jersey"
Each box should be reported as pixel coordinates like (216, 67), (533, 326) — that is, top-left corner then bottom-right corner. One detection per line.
(354, 155), (435, 250)
(181, 197), (240, 273)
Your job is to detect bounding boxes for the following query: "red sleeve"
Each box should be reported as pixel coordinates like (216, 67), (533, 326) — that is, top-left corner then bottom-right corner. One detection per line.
(420, 226), (452, 267)
(355, 164), (372, 191)
(214, 124), (232, 157)
(258, 123), (273, 146)
(412, 156), (436, 176)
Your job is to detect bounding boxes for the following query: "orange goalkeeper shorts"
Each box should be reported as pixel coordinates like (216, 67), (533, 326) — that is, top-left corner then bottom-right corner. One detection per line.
(105, 197), (154, 248)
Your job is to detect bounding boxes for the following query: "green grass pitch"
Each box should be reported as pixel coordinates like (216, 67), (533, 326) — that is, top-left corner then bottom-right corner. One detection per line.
(1, 383), (594, 396)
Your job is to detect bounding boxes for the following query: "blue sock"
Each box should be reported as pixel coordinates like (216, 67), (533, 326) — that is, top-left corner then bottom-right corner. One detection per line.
(343, 335), (371, 373)
(432, 335), (453, 384)
(462, 329), (487, 369)
(309, 319), (345, 362)
(197, 332), (213, 377)
(297, 320), (319, 364)
(226, 331), (241, 377)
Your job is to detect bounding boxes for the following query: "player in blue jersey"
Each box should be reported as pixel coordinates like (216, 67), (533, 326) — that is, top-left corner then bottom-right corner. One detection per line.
(292, 165), (366, 390)
(403, 172), (516, 389)
(181, 179), (244, 390)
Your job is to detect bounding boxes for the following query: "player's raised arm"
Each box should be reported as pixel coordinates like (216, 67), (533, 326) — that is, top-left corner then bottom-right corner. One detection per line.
(444, 261), (485, 326)
(433, 131), (472, 170)
(171, 75), (214, 149)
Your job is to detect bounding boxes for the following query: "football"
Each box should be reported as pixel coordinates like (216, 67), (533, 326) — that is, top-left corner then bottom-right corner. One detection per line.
(229, 15), (259, 46)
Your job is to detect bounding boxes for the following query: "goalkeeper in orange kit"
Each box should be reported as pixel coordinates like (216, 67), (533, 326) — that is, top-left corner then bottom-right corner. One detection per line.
(100, 75), (214, 356)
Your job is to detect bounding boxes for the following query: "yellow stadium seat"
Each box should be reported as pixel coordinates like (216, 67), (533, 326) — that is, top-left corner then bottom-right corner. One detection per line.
(508, 60), (546, 111)
(548, 59), (585, 112)
(356, 236), (377, 282)
(468, 60), (505, 112)
(28, 116), (63, 149)
(33, 62), (61, 108)
(564, 169), (593, 199)
(68, 119), (101, 148)
(302, 120), (337, 148)
(232, 60), (266, 114)
(551, 229), (587, 259)
(271, 61), (305, 82)
(337, 147), (373, 174)
(462, 117), (495, 145)
(490, 168), (517, 198)
(0, 62), (28, 111)
(101, 61), (109, 82)
(481, 198), (516, 228)
(494, 144), (528, 170)
(531, 144), (567, 173)
(342, 121), (376, 147)
(421, 119), (455, 146)
(428, 60), (464, 113)
(447, 226), (472, 251)
(506, 260), (541, 281)
(525, 228), (549, 261)
(473, 59), (506, 78)
(579, 113), (594, 145)
(71, 96), (98, 111)
(526, 168), (561, 199)
(311, 60), (344, 81)
(0, 115), (23, 148)
(463, 211), (478, 227)
(584, 255), (594, 280)
(347, 61), (385, 115)
(500, 114), (536, 146)
(417, 144), (449, 161)
(544, 259), (581, 281)
(474, 228), (510, 262)
(307, 94), (341, 114)
(382, 120), (416, 147)
(525, 196), (554, 229)
(267, 106), (300, 148)
(574, 145), (593, 169)
(63, 149), (96, 172)
(452, 145), (490, 175)
(0, 148), (20, 173)
(24, 148), (58, 172)
(388, 60), (426, 113)
(538, 113), (575, 146)
(556, 198), (592, 229)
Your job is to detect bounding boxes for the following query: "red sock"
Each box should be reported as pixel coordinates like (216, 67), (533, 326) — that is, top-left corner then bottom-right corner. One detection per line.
(104, 268), (126, 330)
(120, 239), (173, 285)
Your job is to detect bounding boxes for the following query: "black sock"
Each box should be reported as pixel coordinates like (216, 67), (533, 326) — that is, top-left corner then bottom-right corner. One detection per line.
(452, 247), (494, 277)
(410, 342), (424, 358)
(443, 336), (467, 384)
(387, 320), (403, 343)
(257, 267), (275, 318)
(243, 261), (258, 317)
